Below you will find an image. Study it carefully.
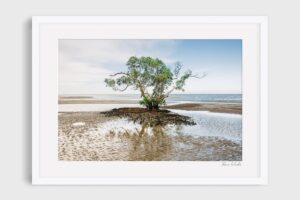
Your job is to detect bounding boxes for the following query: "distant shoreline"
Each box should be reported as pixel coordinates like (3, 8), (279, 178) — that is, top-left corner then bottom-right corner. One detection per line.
(165, 103), (241, 114)
(59, 99), (139, 104)
(59, 95), (241, 104)
(59, 102), (241, 116)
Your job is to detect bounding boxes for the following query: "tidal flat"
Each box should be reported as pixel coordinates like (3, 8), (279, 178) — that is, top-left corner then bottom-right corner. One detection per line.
(58, 104), (242, 161)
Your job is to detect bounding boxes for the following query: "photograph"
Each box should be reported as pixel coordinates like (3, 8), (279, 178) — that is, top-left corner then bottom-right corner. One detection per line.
(58, 39), (243, 161)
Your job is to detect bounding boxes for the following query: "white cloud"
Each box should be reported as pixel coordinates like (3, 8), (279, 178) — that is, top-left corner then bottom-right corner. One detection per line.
(59, 39), (180, 94)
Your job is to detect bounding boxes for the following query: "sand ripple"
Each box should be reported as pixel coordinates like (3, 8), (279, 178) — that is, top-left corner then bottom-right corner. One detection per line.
(58, 112), (242, 161)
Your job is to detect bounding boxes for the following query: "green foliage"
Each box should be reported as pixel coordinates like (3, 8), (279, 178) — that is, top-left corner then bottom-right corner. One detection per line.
(139, 96), (151, 108)
(105, 56), (204, 110)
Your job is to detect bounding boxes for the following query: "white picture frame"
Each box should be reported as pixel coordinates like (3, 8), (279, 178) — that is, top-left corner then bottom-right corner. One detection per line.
(32, 16), (268, 185)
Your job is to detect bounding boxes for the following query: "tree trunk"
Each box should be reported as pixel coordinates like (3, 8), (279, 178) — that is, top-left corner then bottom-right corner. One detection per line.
(143, 98), (160, 111)
(153, 104), (159, 110)
(147, 103), (153, 111)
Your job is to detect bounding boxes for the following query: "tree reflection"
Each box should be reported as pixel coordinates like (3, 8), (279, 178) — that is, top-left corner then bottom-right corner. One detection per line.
(106, 122), (174, 161)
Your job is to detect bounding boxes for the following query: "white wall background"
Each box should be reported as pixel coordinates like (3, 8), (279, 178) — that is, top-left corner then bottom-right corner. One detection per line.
(0, 0), (299, 199)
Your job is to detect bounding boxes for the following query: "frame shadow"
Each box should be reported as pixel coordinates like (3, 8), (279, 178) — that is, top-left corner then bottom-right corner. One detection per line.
(23, 18), (32, 184)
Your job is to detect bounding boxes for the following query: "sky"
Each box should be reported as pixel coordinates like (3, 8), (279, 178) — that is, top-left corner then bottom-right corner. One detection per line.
(59, 39), (242, 94)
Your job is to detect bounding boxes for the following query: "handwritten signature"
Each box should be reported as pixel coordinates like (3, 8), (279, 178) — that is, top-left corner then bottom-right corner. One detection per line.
(222, 161), (242, 166)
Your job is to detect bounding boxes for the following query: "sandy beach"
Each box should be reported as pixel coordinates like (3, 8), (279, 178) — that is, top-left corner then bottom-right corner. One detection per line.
(58, 96), (242, 161)
(165, 102), (242, 114)
(59, 96), (242, 114)
(59, 98), (139, 105)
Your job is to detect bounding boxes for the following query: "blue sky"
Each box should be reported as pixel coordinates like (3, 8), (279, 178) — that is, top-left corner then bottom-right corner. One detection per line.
(59, 39), (242, 94)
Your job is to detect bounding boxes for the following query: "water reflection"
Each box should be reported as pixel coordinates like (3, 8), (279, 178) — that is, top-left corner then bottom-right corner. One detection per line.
(58, 111), (242, 161)
(98, 118), (242, 161)
(104, 122), (173, 160)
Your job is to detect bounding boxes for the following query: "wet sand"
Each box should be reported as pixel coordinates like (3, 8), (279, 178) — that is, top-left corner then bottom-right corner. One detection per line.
(165, 103), (242, 114)
(58, 96), (242, 161)
(59, 96), (241, 114)
(58, 111), (242, 161)
(59, 99), (139, 104)
(59, 97), (138, 104)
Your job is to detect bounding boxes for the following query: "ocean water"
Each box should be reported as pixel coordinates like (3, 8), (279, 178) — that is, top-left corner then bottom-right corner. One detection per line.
(62, 93), (242, 103)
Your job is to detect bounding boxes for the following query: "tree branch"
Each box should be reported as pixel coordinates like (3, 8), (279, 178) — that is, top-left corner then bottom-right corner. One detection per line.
(136, 80), (146, 97)
(164, 72), (207, 99)
(110, 72), (129, 77)
(117, 84), (130, 92)
(163, 87), (175, 99)
(190, 72), (207, 79)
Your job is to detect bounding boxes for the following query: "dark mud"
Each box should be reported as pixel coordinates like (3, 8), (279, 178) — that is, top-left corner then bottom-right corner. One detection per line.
(101, 107), (196, 126)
